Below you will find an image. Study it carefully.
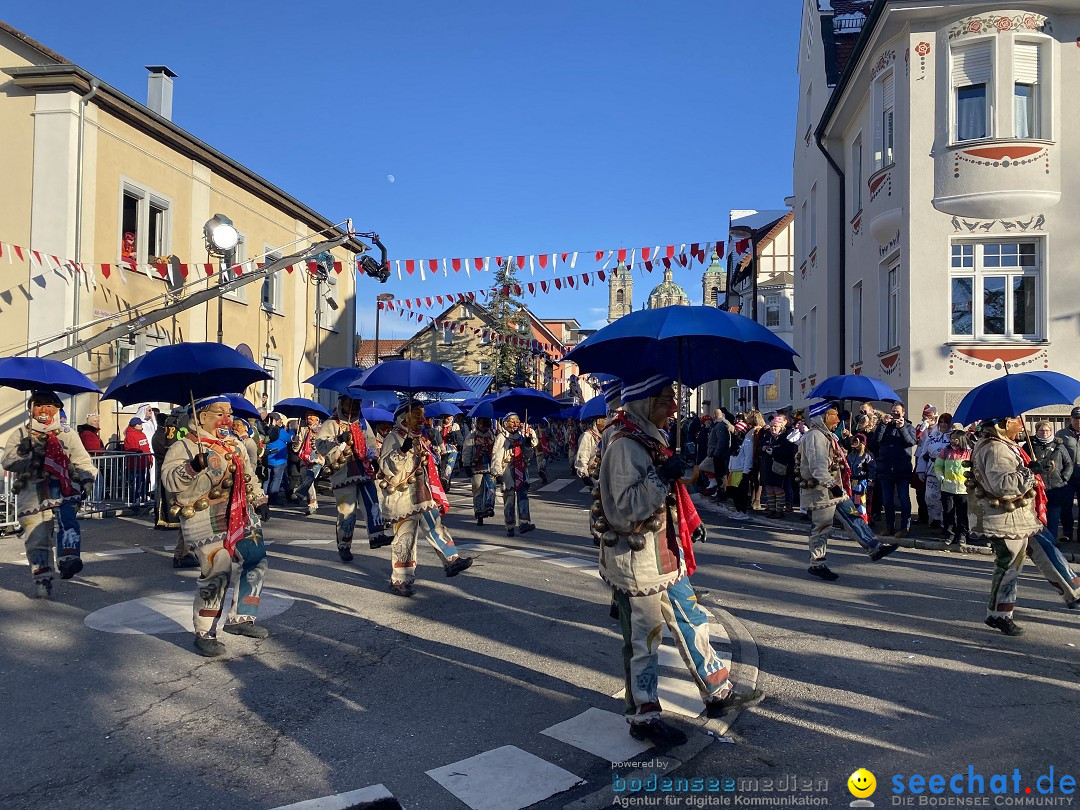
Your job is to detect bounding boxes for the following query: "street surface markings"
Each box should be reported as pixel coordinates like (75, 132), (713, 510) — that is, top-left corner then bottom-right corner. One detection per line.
(540, 707), (654, 761)
(91, 547), (145, 556)
(538, 478), (576, 492)
(578, 487), (592, 495)
(267, 783), (399, 810)
(540, 556), (595, 570)
(84, 588), (294, 635)
(454, 543), (503, 553)
(288, 537), (335, 546)
(426, 744), (584, 810)
(499, 548), (559, 559)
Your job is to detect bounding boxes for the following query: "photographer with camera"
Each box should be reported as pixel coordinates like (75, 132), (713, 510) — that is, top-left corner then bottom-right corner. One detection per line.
(873, 403), (918, 538)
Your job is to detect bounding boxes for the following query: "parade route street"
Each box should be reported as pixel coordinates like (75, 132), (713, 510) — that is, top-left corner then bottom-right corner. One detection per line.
(1, 460), (1078, 810)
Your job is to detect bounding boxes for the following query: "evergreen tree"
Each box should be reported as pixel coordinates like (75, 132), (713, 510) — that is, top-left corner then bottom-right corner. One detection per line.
(486, 261), (535, 389)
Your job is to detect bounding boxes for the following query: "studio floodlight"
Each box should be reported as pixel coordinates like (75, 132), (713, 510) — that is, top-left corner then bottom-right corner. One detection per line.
(203, 214), (239, 256)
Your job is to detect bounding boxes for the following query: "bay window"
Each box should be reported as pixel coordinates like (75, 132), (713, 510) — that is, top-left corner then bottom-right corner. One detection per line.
(950, 241), (1039, 340)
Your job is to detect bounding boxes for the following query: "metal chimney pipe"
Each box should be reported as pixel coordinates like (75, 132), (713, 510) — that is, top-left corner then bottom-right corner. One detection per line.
(145, 65), (177, 119)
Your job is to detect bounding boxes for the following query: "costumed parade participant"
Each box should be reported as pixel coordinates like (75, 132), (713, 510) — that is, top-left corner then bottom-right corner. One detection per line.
(377, 400), (473, 597)
(492, 412), (538, 537)
(967, 416), (1080, 636)
(315, 394), (391, 562)
(161, 396), (271, 656)
(596, 375), (763, 747)
(574, 413), (607, 487)
(461, 415), (497, 526)
(2, 390), (97, 597)
(291, 410), (323, 514)
(798, 401), (898, 581)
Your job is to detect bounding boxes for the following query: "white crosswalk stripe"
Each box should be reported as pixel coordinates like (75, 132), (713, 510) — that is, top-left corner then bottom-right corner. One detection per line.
(537, 477), (576, 492)
(426, 745), (584, 810)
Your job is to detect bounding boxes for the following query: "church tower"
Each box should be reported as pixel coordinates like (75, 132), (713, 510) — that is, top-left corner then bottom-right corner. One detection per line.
(607, 261), (633, 322)
(701, 250), (726, 308)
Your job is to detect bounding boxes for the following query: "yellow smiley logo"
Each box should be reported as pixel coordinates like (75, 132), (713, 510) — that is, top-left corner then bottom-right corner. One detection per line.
(848, 768), (877, 798)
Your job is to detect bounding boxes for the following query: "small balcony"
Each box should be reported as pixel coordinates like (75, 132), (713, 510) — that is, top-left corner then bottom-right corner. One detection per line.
(933, 140), (1060, 219)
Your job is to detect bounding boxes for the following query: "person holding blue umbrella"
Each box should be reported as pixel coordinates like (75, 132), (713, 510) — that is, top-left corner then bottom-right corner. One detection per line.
(161, 395), (272, 656)
(378, 400), (473, 597)
(3, 390), (98, 597)
(461, 414), (497, 526)
(290, 410), (324, 514)
(492, 413), (538, 537)
(315, 393), (392, 562)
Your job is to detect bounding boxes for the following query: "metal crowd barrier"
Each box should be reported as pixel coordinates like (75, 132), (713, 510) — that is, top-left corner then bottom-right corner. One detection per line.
(80, 451), (154, 516)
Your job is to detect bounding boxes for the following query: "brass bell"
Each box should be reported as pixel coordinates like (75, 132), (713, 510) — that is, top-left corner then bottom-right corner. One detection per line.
(209, 488), (223, 499)
(592, 518), (609, 534)
(590, 486), (601, 499)
(222, 477), (234, 490)
(169, 504), (182, 517)
(974, 486), (985, 498)
(194, 498), (210, 511)
(987, 498), (1001, 508)
(602, 530), (619, 547)
(180, 505), (196, 519)
(1024, 489), (1035, 500)
(626, 533), (647, 551)
(244, 473), (252, 483)
(644, 516), (663, 532)
(961, 459), (972, 468)
(227, 463), (236, 473)
(590, 502), (603, 518)
(1003, 500), (1017, 513)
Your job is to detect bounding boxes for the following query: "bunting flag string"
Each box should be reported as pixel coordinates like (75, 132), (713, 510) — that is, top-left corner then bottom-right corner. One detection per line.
(382, 303), (567, 360)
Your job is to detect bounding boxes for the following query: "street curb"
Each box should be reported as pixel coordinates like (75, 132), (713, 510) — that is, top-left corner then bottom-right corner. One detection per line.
(691, 493), (1080, 564)
(563, 606), (761, 810)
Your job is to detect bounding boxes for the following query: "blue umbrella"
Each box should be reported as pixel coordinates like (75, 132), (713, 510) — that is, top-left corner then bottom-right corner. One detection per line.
(489, 388), (562, 420)
(102, 342), (271, 406)
(362, 406), (395, 423)
(0, 356), (102, 395)
(563, 305), (798, 388)
(952, 371), (1080, 426)
(808, 374), (900, 403)
(348, 389), (400, 409)
(226, 394), (261, 420)
(579, 394), (606, 421)
(467, 401), (496, 420)
(305, 366), (366, 394)
(349, 359), (471, 396)
(274, 397), (332, 420)
(460, 397), (480, 410)
(425, 401), (461, 418)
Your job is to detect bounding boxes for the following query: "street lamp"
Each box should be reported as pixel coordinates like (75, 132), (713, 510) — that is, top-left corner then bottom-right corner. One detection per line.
(374, 292), (394, 367)
(203, 213), (238, 344)
(729, 224), (759, 409)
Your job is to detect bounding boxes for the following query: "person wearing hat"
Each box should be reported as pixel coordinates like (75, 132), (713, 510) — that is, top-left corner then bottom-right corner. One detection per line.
(597, 374), (763, 747)
(492, 412), (538, 537)
(461, 415), (498, 526)
(873, 402), (918, 538)
(161, 395), (272, 656)
(377, 399), (473, 597)
(291, 410), (324, 515)
(970, 416), (1080, 635)
(1029, 420), (1073, 544)
(2, 390), (98, 597)
(934, 425), (972, 546)
(846, 432), (876, 524)
(1054, 406), (1080, 543)
(315, 393), (391, 563)
(574, 412), (607, 487)
(123, 416), (153, 506)
(799, 401), (898, 581)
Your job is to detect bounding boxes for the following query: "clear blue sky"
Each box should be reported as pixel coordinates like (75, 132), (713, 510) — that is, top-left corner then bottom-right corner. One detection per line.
(5, 2), (800, 341)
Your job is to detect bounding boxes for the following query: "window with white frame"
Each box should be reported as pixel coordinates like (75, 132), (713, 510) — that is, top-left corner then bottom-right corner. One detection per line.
(765, 296), (781, 328)
(873, 70), (895, 170)
(442, 323), (454, 345)
(950, 241), (1039, 340)
(852, 282), (863, 364)
(1013, 41), (1041, 138)
(808, 307), (817, 372)
(883, 262), (901, 350)
(223, 233), (247, 302)
(800, 200), (808, 261)
(809, 183), (817, 251)
(952, 41), (992, 142)
(851, 135), (863, 212)
(119, 182), (171, 266)
(260, 250), (284, 313)
(261, 355), (281, 409)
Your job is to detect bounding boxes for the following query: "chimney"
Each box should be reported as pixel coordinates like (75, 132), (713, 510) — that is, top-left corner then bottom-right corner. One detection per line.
(145, 65), (177, 120)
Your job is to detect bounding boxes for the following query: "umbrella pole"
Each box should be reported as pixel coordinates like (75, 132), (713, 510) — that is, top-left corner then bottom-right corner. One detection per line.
(188, 391), (206, 455)
(676, 367), (683, 454)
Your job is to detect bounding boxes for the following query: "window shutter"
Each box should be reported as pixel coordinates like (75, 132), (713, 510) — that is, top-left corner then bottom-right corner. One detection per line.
(1014, 42), (1040, 84)
(882, 72), (894, 109)
(952, 42), (993, 86)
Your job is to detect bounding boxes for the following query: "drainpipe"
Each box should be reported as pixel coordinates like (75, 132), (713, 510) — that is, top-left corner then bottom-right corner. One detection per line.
(815, 128), (846, 378)
(72, 77), (100, 423)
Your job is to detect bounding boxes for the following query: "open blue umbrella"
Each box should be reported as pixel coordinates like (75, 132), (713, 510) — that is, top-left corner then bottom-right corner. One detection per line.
(579, 395), (606, 422)
(563, 305), (798, 388)
(467, 401), (496, 420)
(425, 401), (461, 418)
(488, 388), (562, 420)
(362, 406), (395, 423)
(953, 371), (1080, 426)
(226, 394), (261, 420)
(102, 343), (271, 406)
(808, 374), (900, 403)
(274, 397), (331, 420)
(349, 359), (471, 396)
(347, 389), (400, 409)
(305, 366), (367, 394)
(0, 356), (102, 395)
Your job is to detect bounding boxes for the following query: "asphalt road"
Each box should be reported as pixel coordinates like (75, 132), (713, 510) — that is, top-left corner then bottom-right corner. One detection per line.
(1, 459), (1078, 810)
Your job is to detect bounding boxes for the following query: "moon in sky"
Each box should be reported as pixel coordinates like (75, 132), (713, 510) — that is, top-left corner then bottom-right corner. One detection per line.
(387, 174), (395, 183)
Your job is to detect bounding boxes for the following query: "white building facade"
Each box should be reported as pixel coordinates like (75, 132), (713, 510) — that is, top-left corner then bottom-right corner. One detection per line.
(795, 1), (1079, 416)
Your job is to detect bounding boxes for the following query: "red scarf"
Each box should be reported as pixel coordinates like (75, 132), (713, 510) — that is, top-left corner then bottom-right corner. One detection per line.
(204, 437), (249, 554)
(426, 451), (450, 514)
(612, 413), (701, 576)
(348, 421), (374, 478)
(1016, 444), (1048, 526)
(42, 432), (74, 496)
(508, 431), (529, 490)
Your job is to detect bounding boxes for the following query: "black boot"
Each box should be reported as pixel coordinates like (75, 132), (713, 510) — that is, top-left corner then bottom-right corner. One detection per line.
(444, 557), (474, 577)
(58, 557), (83, 580)
(194, 635), (226, 656)
(369, 534), (393, 550)
(173, 552), (199, 568)
(338, 546), (354, 562)
(808, 565), (839, 581)
(985, 615), (1024, 636)
(628, 719), (687, 748)
(704, 688), (765, 717)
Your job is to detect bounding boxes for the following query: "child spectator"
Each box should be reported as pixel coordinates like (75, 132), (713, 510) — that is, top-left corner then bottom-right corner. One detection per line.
(934, 427), (973, 546)
(847, 432), (876, 524)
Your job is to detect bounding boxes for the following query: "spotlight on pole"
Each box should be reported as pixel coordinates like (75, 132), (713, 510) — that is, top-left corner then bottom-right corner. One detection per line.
(203, 213), (239, 256)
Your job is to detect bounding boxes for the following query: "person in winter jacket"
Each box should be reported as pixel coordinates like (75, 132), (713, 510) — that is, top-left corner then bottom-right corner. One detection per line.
(2, 390), (97, 596)
(873, 403), (918, 537)
(912, 404), (938, 522)
(846, 432), (876, 524)
(759, 417), (795, 518)
(264, 414), (293, 504)
(970, 416), (1080, 635)
(291, 411), (323, 514)
(574, 415), (606, 485)
(1030, 420), (1074, 541)
(462, 416), (497, 525)
(934, 427), (971, 545)
(726, 417), (757, 519)
(123, 417), (153, 504)
(492, 413), (538, 536)
(77, 413), (105, 456)
(917, 412), (953, 528)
